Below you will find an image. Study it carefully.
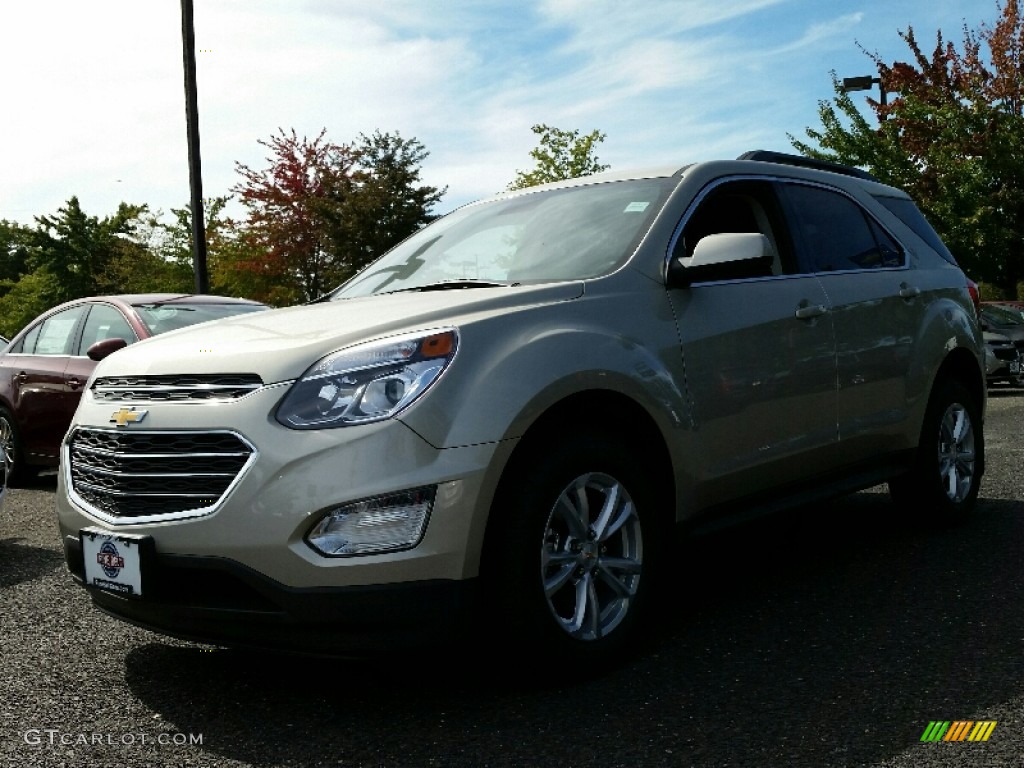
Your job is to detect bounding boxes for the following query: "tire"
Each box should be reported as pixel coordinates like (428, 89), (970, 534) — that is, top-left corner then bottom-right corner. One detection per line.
(0, 408), (36, 487)
(485, 429), (666, 670)
(889, 380), (983, 524)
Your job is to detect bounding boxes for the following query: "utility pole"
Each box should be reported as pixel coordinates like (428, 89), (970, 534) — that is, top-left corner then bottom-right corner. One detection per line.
(181, 0), (209, 294)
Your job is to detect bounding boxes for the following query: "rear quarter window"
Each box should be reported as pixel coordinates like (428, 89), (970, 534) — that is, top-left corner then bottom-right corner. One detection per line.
(875, 196), (957, 265)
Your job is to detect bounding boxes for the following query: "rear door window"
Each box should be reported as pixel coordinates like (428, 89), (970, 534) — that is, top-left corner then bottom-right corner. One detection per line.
(32, 306), (87, 355)
(781, 183), (904, 272)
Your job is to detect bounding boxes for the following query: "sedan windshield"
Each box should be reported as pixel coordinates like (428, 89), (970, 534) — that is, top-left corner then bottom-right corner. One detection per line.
(134, 302), (268, 335)
(982, 305), (1024, 327)
(334, 177), (675, 298)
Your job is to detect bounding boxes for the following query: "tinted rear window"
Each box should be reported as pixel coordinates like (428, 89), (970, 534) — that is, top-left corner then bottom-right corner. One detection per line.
(875, 196), (956, 265)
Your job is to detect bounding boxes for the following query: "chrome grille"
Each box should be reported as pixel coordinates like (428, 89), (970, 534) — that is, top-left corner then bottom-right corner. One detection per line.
(91, 374), (263, 402)
(68, 428), (255, 522)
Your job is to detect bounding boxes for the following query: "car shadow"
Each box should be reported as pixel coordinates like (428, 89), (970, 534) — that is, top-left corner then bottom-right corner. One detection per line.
(0, 538), (65, 588)
(8, 469), (59, 491)
(119, 490), (1024, 767)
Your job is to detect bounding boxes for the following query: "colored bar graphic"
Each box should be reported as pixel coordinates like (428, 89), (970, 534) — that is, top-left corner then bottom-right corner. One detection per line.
(920, 721), (996, 742)
(920, 722), (949, 742)
(969, 721), (997, 742)
(944, 721), (972, 741)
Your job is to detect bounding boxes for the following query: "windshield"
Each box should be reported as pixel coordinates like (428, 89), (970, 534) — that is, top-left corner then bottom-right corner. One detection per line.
(981, 305), (1024, 326)
(334, 177), (675, 298)
(135, 302), (268, 335)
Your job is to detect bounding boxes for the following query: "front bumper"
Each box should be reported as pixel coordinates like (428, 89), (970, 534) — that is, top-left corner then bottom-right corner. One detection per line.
(56, 385), (511, 650)
(62, 537), (479, 654)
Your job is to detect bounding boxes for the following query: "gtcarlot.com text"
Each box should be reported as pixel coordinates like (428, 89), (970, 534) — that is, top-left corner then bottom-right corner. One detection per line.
(23, 729), (203, 747)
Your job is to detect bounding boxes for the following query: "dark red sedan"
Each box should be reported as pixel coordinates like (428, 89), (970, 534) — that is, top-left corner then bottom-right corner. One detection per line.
(0, 294), (268, 484)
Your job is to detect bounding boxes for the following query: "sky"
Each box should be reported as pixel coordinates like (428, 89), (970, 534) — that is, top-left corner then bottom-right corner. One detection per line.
(0, 0), (990, 227)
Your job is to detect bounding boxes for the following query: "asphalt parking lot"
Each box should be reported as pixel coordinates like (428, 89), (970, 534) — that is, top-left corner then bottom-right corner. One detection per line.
(2, 390), (1023, 768)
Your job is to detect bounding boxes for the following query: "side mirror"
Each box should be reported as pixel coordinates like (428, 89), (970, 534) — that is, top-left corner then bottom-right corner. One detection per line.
(87, 337), (129, 361)
(668, 232), (774, 288)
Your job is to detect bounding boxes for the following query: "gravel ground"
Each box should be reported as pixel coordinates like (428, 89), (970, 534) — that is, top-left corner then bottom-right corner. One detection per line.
(1, 391), (1022, 768)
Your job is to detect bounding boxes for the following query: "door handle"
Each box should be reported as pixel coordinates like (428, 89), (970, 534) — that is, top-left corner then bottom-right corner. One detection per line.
(795, 303), (827, 320)
(898, 283), (921, 299)
(68, 377), (82, 390)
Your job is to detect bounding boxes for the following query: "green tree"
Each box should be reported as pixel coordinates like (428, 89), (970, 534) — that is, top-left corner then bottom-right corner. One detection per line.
(153, 196), (237, 294)
(95, 220), (184, 295)
(0, 267), (61, 339)
(508, 124), (610, 190)
(0, 219), (32, 289)
(325, 130), (446, 283)
(791, 0), (1024, 297)
(31, 197), (150, 303)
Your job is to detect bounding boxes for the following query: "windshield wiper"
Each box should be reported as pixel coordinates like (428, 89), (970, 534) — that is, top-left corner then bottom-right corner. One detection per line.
(385, 279), (518, 294)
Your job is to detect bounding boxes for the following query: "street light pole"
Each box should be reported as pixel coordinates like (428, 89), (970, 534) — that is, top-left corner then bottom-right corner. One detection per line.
(181, 0), (209, 294)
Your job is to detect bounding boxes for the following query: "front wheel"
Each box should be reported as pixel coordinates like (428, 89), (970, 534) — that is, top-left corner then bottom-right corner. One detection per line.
(889, 380), (983, 523)
(0, 408), (36, 487)
(485, 431), (666, 669)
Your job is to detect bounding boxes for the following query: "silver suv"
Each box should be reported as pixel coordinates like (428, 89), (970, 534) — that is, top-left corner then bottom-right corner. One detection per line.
(56, 151), (985, 667)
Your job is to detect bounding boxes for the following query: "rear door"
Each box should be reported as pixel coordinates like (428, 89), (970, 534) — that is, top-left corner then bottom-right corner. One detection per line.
(777, 181), (917, 461)
(8, 304), (88, 461)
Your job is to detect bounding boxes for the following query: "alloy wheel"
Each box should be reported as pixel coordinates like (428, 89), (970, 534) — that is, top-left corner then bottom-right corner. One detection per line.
(540, 472), (643, 641)
(938, 402), (976, 504)
(0, 416), (14, 468)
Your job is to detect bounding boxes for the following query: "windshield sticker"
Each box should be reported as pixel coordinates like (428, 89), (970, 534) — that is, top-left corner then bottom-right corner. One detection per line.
(623, 202), (650, 213)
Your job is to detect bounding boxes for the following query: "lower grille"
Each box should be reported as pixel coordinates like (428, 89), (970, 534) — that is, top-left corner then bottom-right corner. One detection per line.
(68, 428), (255, 522)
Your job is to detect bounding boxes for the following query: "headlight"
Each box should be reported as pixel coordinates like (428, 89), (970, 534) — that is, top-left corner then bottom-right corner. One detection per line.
(276, 329), (458, 429)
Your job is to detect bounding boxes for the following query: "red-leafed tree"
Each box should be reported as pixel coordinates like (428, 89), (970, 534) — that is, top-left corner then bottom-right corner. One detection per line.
(232, 129), (356, 304)
(230, 128), (445, 305)
(792, 0), (1024, 298)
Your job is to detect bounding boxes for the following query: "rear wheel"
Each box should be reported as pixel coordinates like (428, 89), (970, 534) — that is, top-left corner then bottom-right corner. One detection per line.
(485, 429), (665, 670)
(889, 380), (982, 523)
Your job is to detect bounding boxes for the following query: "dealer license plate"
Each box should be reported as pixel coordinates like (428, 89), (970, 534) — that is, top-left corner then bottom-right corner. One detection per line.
(80, 529), (152, 598)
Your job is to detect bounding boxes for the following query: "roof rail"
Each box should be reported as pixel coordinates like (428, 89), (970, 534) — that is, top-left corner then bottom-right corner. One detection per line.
(737, 150), (879, 182)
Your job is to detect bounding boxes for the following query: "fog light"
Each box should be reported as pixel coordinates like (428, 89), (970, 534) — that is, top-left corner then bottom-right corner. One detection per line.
(306, 487), (435, 556)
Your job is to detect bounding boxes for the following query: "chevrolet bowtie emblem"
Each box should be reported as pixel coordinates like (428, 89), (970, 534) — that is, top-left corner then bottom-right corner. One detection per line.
(110, 407), (148, 427)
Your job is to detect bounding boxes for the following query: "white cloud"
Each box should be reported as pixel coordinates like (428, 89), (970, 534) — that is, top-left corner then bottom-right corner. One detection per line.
(770, 12), (865, 55)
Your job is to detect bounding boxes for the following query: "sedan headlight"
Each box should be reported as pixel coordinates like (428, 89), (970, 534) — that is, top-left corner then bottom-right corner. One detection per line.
(276, 329), (458, 429)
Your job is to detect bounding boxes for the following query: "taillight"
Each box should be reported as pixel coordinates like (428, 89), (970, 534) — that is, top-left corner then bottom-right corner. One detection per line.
(966, 278), (981, 320)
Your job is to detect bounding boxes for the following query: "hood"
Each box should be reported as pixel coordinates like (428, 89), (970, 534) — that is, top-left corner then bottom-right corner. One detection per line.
(93, 282), (584, 383)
